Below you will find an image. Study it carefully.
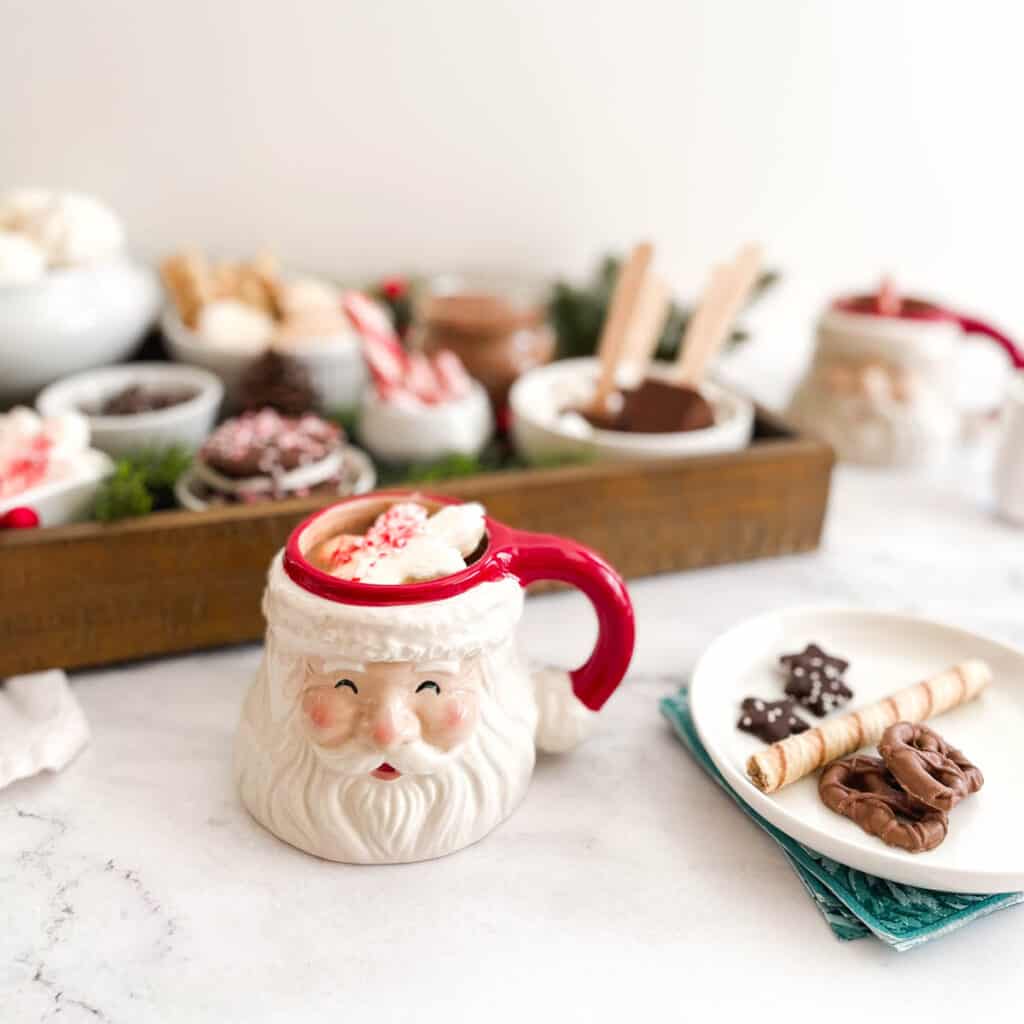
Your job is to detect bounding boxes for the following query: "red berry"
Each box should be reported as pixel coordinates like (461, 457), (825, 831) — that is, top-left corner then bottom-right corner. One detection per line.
(380, 276), (408, 300)
(1, 506), (40, 529)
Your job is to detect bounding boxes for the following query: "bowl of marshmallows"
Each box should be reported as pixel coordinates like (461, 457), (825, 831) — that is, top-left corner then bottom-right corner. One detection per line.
(0, 188), (162, 403)
(160, 250), (367, 412)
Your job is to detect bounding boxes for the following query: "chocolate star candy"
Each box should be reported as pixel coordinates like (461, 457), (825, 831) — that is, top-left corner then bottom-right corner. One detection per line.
(780, 643), (853, 717)
(737, 697), (810, 744)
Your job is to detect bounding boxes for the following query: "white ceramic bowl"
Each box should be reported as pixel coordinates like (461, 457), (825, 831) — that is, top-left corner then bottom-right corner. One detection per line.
(0, 258), (162, 404)
(36, 363), (224, 458)
(174, 444), (376, 511)
(509, 357), (755, 463)
(162, 308), (367, 412)
(0, 448), (113, 527)
(358, 381), (494, 462)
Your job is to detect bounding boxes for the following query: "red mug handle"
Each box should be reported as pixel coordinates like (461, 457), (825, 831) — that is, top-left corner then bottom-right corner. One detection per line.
(948, 312), (1024, 370)
(487, 526), (635, 711)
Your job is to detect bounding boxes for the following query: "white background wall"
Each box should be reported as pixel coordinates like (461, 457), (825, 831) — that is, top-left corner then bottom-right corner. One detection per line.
(3, 0), (1022, 398)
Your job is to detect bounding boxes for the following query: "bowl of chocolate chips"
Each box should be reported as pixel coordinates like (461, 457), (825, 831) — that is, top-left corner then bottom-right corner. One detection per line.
(509, 357), (754, 464)
(36, 362), (224, 458)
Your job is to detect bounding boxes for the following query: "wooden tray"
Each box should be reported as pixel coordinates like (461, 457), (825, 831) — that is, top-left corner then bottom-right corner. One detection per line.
(0, 409), (833, 677)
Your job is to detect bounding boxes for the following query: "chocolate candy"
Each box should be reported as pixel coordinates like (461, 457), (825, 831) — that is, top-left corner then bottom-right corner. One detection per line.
(819, 754), (949, 853)
(780, 643), (853, 716)
(737, 697), (809, 743)
(239, 350), (318, 416)
(97, 385), (198, 415)
(878, 722), (984, 813)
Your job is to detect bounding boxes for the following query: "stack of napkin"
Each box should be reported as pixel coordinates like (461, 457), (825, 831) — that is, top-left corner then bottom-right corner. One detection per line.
(660, 688), (1022, 951)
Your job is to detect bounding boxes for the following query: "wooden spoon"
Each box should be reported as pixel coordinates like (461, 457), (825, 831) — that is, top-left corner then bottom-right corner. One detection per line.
(589, 242), (654, 414)
(618, 271), (670, 385)
(672, 263), (730, 385)
(674, 243), (762, 386)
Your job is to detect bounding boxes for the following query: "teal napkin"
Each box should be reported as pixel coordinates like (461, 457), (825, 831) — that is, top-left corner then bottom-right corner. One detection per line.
(660, 688), (1023, 951)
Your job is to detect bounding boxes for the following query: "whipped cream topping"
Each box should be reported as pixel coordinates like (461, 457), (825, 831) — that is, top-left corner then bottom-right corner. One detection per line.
(0, 407), (91, 499)
(312, 501), (486, 584)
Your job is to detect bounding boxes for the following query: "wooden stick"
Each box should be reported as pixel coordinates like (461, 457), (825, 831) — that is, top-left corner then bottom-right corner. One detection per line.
(590, 242), (654, 413)
(678, 243), (762, 386)
(672, 264), (730, 384)
(700, 242), (762, 365)
(618, 272), (670, 383)
(746, 660), (991, 794)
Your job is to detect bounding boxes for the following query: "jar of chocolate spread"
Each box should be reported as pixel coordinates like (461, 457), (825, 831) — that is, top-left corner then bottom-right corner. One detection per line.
(415, 274), (555, 409)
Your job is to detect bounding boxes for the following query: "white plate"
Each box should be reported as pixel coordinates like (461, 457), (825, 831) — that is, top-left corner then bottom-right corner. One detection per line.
(689, 606), (1024, 893)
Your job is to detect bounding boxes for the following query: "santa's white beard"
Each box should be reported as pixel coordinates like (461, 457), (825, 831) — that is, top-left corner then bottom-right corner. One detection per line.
(235, 652), (540, 863)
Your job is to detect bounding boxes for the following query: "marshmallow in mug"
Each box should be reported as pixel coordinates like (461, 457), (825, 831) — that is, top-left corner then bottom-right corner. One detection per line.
(310, 501), (486, 584)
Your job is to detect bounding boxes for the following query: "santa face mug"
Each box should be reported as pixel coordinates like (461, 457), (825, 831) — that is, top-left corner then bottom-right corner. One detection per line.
(235, 491), (635, 864)
(787, 283), (1024, 467)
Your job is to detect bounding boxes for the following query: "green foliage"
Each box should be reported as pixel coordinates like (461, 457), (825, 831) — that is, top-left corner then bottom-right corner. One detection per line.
(126, 447), (192, 492)
(374, 440), (592, 488)
(93, 446), (192, 522)
(326, 406), (360, 438)
(549, 253), (778, 361)
(93, 463), (153, 521)
(404, 453), (490, 483)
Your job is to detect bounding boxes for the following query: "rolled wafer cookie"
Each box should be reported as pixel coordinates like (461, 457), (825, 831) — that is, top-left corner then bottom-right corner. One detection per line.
(746, 660), (990, 794)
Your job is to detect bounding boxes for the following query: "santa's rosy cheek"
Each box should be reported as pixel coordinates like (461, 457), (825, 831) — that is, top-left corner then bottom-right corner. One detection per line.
(425, 697), (477, 747)
(303, 691), (336, 731)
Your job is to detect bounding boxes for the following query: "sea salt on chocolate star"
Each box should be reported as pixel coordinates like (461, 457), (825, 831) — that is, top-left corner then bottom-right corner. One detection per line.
(737, 697), (809, 744)
(779, 642), (853, 717)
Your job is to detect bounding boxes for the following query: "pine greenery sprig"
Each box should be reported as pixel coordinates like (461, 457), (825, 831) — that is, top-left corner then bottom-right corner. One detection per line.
(549, 254), (778, 361)
(93, 447), (192, 522)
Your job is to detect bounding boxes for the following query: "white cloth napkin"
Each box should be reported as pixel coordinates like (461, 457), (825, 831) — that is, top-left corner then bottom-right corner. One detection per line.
(0, 670), (90, 790)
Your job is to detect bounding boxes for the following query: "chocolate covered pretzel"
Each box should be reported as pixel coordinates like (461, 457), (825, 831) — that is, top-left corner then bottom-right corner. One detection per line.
(818, 754), (949, 853)
(878, 722), (984, 813)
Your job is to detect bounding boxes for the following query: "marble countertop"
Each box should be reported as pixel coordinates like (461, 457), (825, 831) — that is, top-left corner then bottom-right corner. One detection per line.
(3, 455), (1023, 1023)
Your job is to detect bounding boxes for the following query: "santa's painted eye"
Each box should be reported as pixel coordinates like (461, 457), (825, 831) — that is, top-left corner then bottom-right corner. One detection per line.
(415, 681), (441, 695)
(335, 679), (358, 693)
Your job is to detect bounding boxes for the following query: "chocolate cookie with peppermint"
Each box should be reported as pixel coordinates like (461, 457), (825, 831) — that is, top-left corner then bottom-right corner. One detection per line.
(779, 643), (853, 717)
(737, 697), (810, 744)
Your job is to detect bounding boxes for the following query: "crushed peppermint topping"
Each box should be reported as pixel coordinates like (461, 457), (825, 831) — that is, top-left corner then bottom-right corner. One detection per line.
(313, 501), (486, 585)
(200, 409), (341, 480)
